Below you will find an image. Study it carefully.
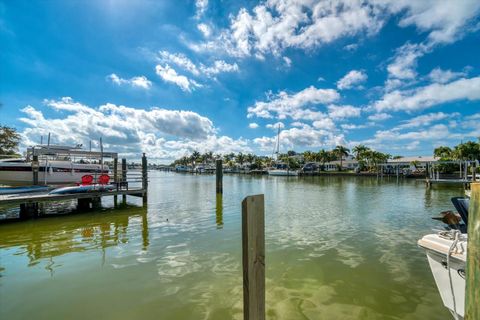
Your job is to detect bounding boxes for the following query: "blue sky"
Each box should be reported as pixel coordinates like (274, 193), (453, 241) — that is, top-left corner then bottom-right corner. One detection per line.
(1, 0), (480, 162)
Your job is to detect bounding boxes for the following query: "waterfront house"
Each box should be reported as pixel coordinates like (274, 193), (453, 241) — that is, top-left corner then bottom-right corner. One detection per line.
(386, 156), (438, 173)
(324, 155), (359, 171)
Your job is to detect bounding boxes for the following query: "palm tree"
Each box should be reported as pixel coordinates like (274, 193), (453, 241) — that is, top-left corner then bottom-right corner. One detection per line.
(204, 151), (214, 163)
(454, 141), (480, 160)
(191, 150), (201, 164)
(333, 145), (350, 170)
(303, 150), (316, 162)
(224, 152), (235, 162)
(352, 144), (369, 161)
(316, 149), (330, 170)
(434, 146), (453, 160)
(245, 153), (256, 165)
(236, 152), (246, 166)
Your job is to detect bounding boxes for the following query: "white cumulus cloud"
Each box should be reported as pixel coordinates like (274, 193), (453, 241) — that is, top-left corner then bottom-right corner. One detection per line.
(368, 113), (392, 121)
(394, 112), (459, 130)
(327, 105), (362, 119)
(194, 0), (480, 58)
(374, 76), (480, 112)
(247, 86), (340, 120)
(108, 73), (152, 90)
(18, 98), (250, 162)
(336, 70), (367, 90)
(428, 68), (467, 84)
(155, 64), (202, 92)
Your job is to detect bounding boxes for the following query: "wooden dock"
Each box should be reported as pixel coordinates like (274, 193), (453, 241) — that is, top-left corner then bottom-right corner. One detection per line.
(0, 153), (148, 220)
(425, 178), (470, 187)
(0, 188), (146, 206)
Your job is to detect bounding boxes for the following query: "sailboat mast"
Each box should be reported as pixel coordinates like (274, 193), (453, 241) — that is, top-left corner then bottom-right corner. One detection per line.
(275, 124), (280, 160)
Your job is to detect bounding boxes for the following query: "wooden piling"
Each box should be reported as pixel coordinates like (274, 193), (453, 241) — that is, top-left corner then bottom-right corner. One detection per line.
(466, 182), (480, 319)
(122, 158), (127, 204)
(472, 162), (477, 182)
(242, 194), (265, 320)
(141, 153), (148, 204)
(121, 158), (127, 183)
(78, 198), (92, 210)
(142, 153), (148, 190)
(216, 193), (223, 228)
(113, 157), (118, 205)
(32, 155), (39, 185)
(113, 158), (118, 184)
(216, 159), (223, 194)
(19, 203), (39, 219)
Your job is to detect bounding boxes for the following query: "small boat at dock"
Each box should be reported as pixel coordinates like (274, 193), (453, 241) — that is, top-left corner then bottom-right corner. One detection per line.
(49, 184), (115, 195)
(0, 145), (109, 186)
(418, 197), (469, 320)
(267, 125), (298, 176)
(268, 163), (298, 176)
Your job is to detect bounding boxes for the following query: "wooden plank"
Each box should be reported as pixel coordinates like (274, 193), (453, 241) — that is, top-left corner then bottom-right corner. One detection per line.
(242, 194), (265, 320)
(466, 182), (480, 319)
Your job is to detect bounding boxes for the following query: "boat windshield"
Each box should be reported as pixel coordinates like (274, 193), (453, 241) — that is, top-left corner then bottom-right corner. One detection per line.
(274, 163), (288, 170)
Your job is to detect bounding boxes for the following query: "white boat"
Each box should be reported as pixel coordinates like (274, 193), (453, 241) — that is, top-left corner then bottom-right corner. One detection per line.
(418, 196), (469, 320)
(0, 158), (109, 186)
(0, 144), (109, 186)
(268, 163), (298, 176)
(195, 164), (215, 174)
(418, 231), (466, 320)
(175, 165), (192, 172)
(267, 125), (298, 176)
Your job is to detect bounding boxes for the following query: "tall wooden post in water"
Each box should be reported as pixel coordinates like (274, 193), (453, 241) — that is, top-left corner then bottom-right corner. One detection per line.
(121, 158), (127, 204)
(141, 153), (148, 204)
(472, 162), (477, 182)
(113, 157), (118, 206)
(216, 159), (223, 194)
(466, 182), (480, 319)
(242, 194), (265, 320)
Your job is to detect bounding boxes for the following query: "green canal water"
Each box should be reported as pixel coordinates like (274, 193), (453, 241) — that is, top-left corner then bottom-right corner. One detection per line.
(0, 172), (461, 319)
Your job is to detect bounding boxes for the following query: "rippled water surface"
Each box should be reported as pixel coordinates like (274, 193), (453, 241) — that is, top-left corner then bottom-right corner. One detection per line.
(0, 172), (462, 319)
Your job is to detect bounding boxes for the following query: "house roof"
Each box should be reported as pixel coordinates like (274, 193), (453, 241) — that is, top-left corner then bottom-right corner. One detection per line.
(387, 156), (438, 163)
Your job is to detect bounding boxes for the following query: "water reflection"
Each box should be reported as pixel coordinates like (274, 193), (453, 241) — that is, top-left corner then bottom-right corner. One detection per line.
(0, 172), (460, 319)
(215, 193), (223, 229)
(0, 206), (149, 273)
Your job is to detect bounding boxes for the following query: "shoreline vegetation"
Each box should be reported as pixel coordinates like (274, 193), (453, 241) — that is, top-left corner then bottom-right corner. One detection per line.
(1, 126), (479, 174)
(170, 140), (480, 174)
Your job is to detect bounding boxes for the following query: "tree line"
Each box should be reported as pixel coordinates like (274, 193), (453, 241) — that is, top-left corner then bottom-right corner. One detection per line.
(172, 144), (392, 171)
(433, 140), (480, 173)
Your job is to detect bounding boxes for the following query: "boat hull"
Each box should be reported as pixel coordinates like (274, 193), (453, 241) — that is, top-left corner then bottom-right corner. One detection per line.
(49, 184), (115, 195)
(418, 234), (466, 319)
(268, 170), (298, 176)
(0, 161), (109, 186)
(0, 185), (50, 195)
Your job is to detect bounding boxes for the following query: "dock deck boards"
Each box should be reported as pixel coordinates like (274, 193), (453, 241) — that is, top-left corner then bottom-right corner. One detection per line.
(0, 188), (146, 206)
